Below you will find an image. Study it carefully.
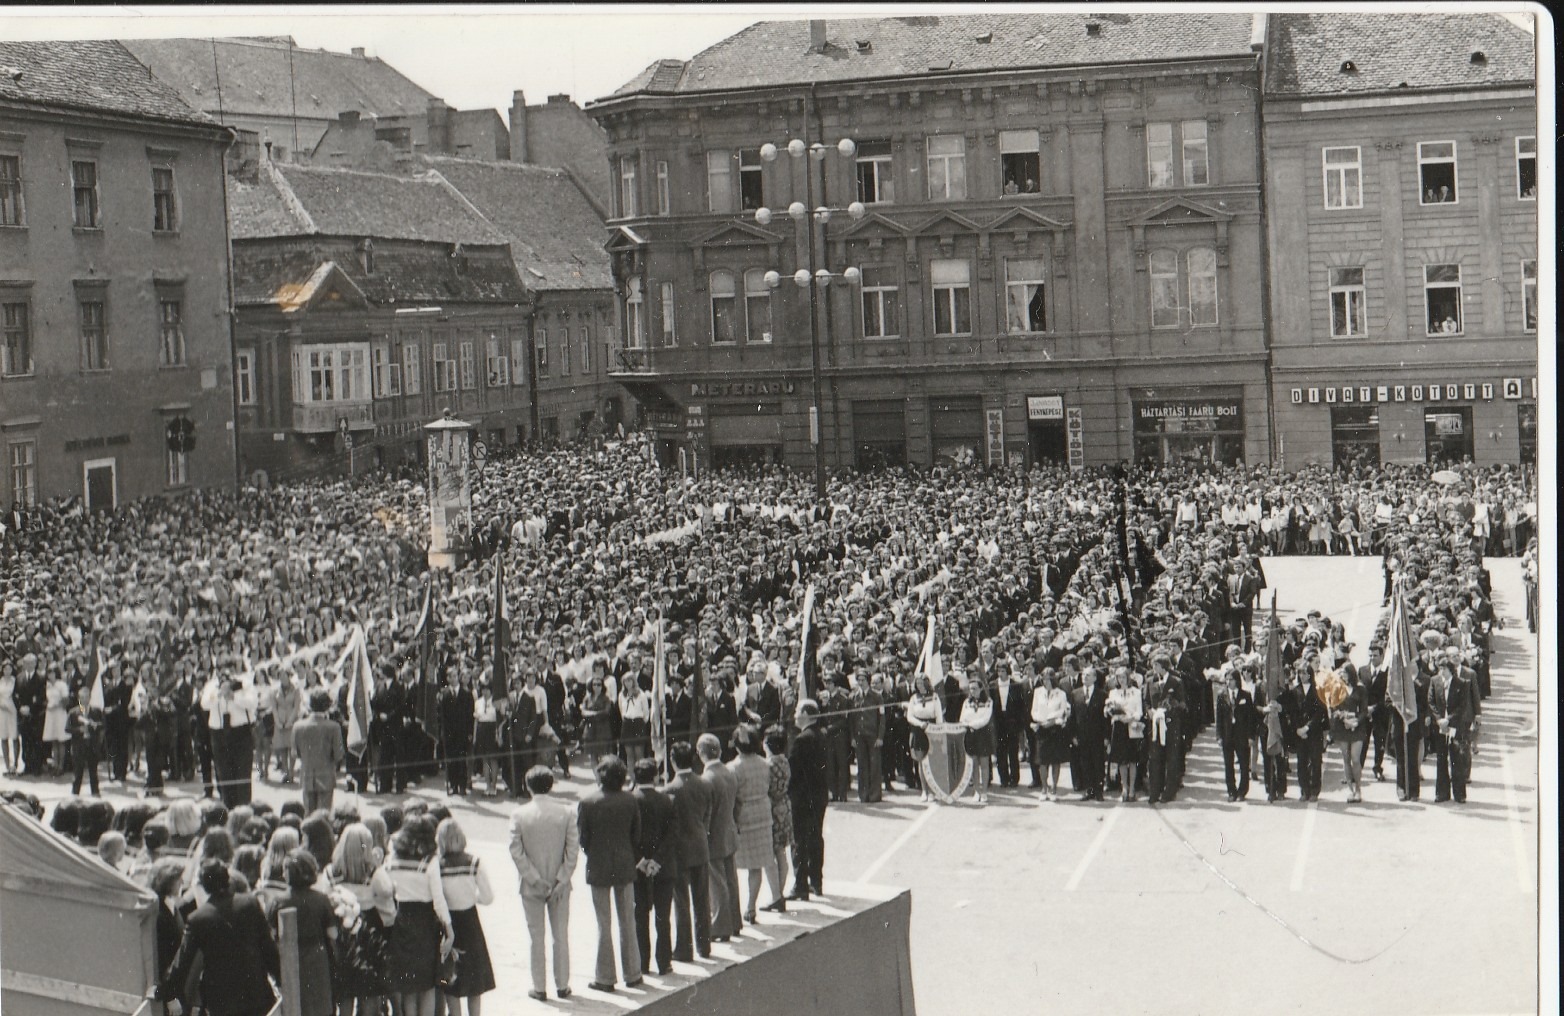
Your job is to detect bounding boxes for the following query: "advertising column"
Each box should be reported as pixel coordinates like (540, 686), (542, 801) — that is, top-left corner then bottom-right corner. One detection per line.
(425, 413), (474, 570)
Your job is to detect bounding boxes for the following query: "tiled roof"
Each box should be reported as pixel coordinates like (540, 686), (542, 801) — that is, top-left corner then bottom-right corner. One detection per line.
(1264, 14), (1535, 96)
(226, 172), (309, 240)
(603, 13), (1258, 97)
(423, 157), (612, 292)
(610, 59), (693, 98)
(233, 245), (527, 307)
(119, 37), (435, 122)
(0, 39), (216, 127)
(267, 163), (512, 246)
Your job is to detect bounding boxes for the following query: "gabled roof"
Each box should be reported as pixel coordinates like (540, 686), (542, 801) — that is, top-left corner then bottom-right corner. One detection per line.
(1264, 14), (1535, 97)
(233, 245), (527, 309)
(421, 157), (613, 292)
(0, 39), (216, 128)
(602, 13), (1258, 98)
(119, 37), (436, 122)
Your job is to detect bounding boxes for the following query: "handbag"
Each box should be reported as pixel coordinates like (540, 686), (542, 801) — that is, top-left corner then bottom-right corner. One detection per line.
(436, 946), (463, 992)
(1128, 720), (1146, 739)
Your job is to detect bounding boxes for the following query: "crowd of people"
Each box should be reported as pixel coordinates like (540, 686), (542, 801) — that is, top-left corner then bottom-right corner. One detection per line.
(0, 438), (1536, 1011)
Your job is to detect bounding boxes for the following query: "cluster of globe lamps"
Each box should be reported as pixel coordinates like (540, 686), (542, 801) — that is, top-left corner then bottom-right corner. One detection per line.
(752, 138), (867, 291)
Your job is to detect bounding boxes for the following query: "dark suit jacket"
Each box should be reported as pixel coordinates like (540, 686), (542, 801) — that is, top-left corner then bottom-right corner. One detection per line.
(1430, 673), (1480, 739)
(665, 770), (713, 868)
(577, 786), (642, 887)
(787, 725), (829, 804)
(159, 891), (279, 1016)
(992, 680), (1031, 737)
(1217, 687), (1258, 747)
(633, 784), (679, 878)
(1070, 682), (1108, 747)
(1282, 682), (1329, 750)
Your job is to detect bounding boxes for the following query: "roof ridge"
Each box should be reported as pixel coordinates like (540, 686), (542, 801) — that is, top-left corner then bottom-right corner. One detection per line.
(420, 166), (514, 247)
(262, 160), (318, 234)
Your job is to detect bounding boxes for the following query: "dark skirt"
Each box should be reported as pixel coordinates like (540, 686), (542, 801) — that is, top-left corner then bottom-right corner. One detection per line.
(386, 900), (439, 994)
(334, 910), (391, 999)
(1108, 722), (1141, 765)
(445, 907), (496, 997)
(1034, 725), (1072, 766)
(473, 721), (500, 760)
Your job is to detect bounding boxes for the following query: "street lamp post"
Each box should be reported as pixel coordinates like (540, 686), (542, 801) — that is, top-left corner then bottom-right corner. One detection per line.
(754, 136), (864, 501)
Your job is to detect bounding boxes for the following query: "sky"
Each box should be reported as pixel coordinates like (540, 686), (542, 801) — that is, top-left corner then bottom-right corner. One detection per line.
(2, 4), (1540, 115)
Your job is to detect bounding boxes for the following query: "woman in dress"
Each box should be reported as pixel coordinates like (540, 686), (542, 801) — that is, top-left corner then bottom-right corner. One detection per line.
(327, 823), (395, 1016)
(383, 818), (453, 1016)
(274, 850), (338, 1016)
(435, 818), (495, 1016)
(252, 671), (276, 782)
(904, 676), (943, 803)
(578, 677), (614, 764)
(1, 661), (21, 776)
(728, 725), (776, 923)
(761, 729), (791, 912)
(1028, 669), (1072, 801)
(1104, 667), (1145, 803)
(617, 677), (652, 768)
(1329, 664), (1368, 803)
(959, 679), (995, 805)
(42, 667), (72, 773)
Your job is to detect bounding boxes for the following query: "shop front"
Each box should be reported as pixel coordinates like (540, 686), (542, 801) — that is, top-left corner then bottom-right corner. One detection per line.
(1026, 396), (1067, 466)
(1423, 406), (1473, 465)
(707, 401), (784, 469)
(929, 396), (985, 467)
(852, 400), (907, 470)
(1330, 405), (1380, 470)
(1132, 389), (1245, 467)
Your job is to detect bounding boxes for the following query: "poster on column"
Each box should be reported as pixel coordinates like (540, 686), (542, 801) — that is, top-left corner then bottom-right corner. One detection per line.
(985, 409), (1004, 468)
(1066, 407), (1084, 470)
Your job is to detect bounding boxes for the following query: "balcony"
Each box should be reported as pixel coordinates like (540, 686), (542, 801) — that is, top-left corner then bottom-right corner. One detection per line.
(292, 401), (374, 433)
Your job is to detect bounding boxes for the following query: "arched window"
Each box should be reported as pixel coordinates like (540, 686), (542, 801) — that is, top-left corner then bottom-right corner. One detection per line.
(1187, 247), (1218, 326)
(744, 269), (773, 343)
(1149, 249), (1179, 328)
(710, 271), (738, 344)
(623, 277), (644, 349)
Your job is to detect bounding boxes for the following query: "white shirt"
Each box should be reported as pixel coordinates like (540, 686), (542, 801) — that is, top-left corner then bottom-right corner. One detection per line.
(200, 679), (257, 729)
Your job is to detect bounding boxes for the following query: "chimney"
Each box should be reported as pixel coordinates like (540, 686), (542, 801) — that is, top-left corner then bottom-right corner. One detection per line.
(809, 20), (828, 53)
(351, 46), (366, 58)
(1249, 12), (1267, 52)
(427, 97), (451, 155)
(509, 89), (529, 164)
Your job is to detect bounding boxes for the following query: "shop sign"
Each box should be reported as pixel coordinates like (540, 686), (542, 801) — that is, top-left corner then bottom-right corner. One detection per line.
(690, 380), (795, 398)
(644, 408), (683, 431)
(1066, 407), (1084, 471)
(1135, 400), (1241, 421)
(985, 409), (1004, 468)
(1027, 396), (1064, 420)
(684, 405), (706, 430)
(65, 433), (131, 453)
(1301, 380), (1523, 404)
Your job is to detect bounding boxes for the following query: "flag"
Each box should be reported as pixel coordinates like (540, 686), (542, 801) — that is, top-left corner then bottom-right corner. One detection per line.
(492, 552), (509, 688)
(1384, 578), (1419, 721)
(87, 632), (106, 711)
(408, 579), (440, 740)
(915, 613), (943, 687)
(1262, 596), (1284, 756)
(692, 625), (708, 734)
(340, 625), (374, 757)
(651, 619), (668, 764)
(797, 584), (816, 702)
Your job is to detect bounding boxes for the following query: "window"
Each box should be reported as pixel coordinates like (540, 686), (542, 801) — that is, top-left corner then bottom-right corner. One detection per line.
(860, 265), (900, 338)
(152, 166), (177, 232)
(617, 156), (638, 217)
(1004, 258), (1048, 333)
(402, 341), (422, 394)
(1000, 131), (1041, 195)
(1329, 266), (1367, 337)
(8, 440), (36, 506)
(458, 341), (476, 389)
(535, 330), (548, 376)
(624, 279), (645, 349)
(158, 299), (185, 366)
(508, 336), (525, 386)
(1149, 249), (1180, 327)
(1418, 141), (1457, 204)
(656, 281), (671, 347)
(1322, 147), (1363, 209)
(855, 142), (894, 204)
(235, 348), (256, 405)
(485, 336), (509, 387)
(656, 161), (670, 215)
(1423, 264), (1462, 334)
(1522, 259), (1537, 332)
(931, 259), (971, 335)
(0, 154), (23, 226)
(166, 447), (188, 487)
(706, 151), (733, 214)
(559, 331), (570, 375)
(432, 341), (454, 392)
(710, 270), (738, 344)
(293, 344), (370, 403)
(80, 299), (108, 371)
(1516, 137), (1536, 199)
(739, 149), (764, 212)
(373, 343), (402, 395)
(1147, 123), (1175, 188)
(1187, 248), (1218, 326)
(1181, 121), (1209, 186)
(71, 160), (100, 227)
(926, 136), (966, 201)
(580, 326), (593, 373)
(744, 269), (773, 343)
(2, 301), (31, 377)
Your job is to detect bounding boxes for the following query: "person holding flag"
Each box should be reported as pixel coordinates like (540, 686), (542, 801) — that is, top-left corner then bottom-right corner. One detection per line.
(67, 677), (105, 795)
(1257, 601), (1290, 802)
(1382, 579), (1428, 802)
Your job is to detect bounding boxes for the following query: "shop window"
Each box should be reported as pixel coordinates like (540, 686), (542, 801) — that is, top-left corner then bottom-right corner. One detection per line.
(739, 149), (764, 212)
(1322, 146), (1362, 209)
(1149, 249), (1180, 327)
(1181, 121), (1209, 186)
(235, 348), (256, 406)
(152, 166), (178, 232)
(0, 154), (22, 226)
(1330, 405), (1380, 470)
(860, 265), (900, 339)
(1329, 266), (1366, 337)
(72, 160), (100, 228)
(624, 279), (645, 349)
(856, 142), (894, 204)
(1000, 130), (1040, 195)
(706, 151), (734, 214)
(80, 298), (109, 371)
(1423, 406), (1473, 466)
(1004, 258), (1048, 333)
(926, 136), (966, 201)
(1418, 141), (1457, 204)
(1423, 264), (1462, 334)
(710, 270), (738, 344)
(1521, 259), (1536, 332)
(930, 259), (971, 335)
(2, 300), (31, 377)
(618, 155), (638, 217)
(1515, 137), (1535, 199)
(744, 268), (772, 343)
(8, 440), (36, 506)
(1187, 248), (1218, 326)
(1147, 123), (1175, 188)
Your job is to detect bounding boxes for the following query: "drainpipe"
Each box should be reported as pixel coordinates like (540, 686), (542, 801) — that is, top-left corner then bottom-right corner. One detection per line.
(219, 126), (243, 492)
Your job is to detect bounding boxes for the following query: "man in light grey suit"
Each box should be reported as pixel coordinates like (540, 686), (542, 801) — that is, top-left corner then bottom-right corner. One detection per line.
(697, 732), (743, 941)
(291, 690), (344, 814)
(509, 765), (580, 1001)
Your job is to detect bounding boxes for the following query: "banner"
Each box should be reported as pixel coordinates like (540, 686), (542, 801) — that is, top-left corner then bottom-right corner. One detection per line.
(1384, 579), (1419, 721)
(492, 553), (509, 689)
(651, 619), (668, 765)
(338, 625), (374, 756)
(798, 584), (816, 703)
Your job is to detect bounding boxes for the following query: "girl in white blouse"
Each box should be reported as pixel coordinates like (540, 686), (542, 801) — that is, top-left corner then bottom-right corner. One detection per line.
(959, 680), (995, 805)
(437, 818), (496, 1014)
(904, 677), (943, 803)
(383, 819), (453, 1016)
(1104, 668), (1145, 803)
(1028, 671), (1072, 801)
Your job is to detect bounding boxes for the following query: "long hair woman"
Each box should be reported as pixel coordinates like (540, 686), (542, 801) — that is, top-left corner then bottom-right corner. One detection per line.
(729, 725), (777, 923)
(761, 729), (791, 911)
(436, 818), (496, 1016)
(327, 823), (395, 1016)
(383, 817), (453, 1016)
(1029, 670), (1072, 801)
(904, 676), (942, 803)
(959, 679), (996, 804)
(1104, 667), (1144, 803)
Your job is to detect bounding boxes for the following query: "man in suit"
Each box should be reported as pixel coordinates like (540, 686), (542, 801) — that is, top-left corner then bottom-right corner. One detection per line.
(157, 861), (278, 1016)
(1144, 657), (1187, 804)
(577, 754), (643, 992)
(816, 676), (851, 802)
(1284, 657), (1330, 802)
(1216, 667), (1257, 801)
(1391, 655), (1432, 802)
(848, 672), (886, 803)
(291, 690), (344, 815)
(788, 701), (829, 900)
(992, 660), (1031, 788)
(510, 765), (579, 1001)
(1227, 556), (1263, 651)
(1070, 666), (1108, 801)
(437, 669), (475, 796)
(631, 757), (678, 975)
(369, 663), (407, 794)
(665, 741), (713, 960)
(1359, 643), (1391, 783)
(1430, 651), (1480, 804)
(698, 732), (742, 941)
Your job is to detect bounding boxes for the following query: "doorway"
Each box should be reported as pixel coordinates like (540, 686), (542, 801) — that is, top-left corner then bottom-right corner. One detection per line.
(1028, 420), (1067, 466)
(1423, 407), (1473, 465)
(83, 457), (117, 513)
